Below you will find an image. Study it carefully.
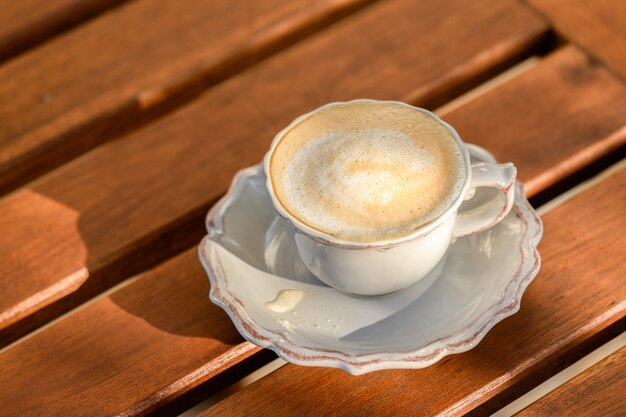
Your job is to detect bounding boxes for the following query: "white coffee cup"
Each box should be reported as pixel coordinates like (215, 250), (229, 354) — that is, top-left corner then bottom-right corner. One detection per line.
(264, 100), (516, 296)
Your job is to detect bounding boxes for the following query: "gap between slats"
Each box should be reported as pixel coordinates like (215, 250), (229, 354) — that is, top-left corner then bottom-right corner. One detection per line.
(0, 0), (130, 63)
(522, 0), (626, 84)
(497, 331), (626, 416)
(180, 332), (626, 417)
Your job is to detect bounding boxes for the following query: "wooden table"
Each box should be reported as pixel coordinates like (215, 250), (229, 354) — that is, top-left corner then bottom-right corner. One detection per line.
(0, 0), (624, 415)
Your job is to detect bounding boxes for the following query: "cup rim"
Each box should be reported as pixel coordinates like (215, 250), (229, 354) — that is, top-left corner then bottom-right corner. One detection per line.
(263, 99), (472, 249)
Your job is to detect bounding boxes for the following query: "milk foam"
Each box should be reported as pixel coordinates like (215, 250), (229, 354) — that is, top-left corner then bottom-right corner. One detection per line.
(270, 101), (465, 242)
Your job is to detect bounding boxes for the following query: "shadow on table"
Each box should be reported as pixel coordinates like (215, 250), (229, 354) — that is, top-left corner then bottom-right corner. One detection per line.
(10, 167), (231, 343)
(107, 248), (240, 344)
(451, 288), (544, 373)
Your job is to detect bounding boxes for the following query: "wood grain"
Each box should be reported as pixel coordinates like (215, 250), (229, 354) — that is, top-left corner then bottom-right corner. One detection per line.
(204, 163), (626, 416)
(2, 49), (625, 415)
(528, 0), (626, 80)
(0, 0), (128, 62)
(443, 46), (626, 197)
(0, 0), (374, 194)
(2, 149), (622, 417)
(516, 346), (626, 417)
(0, 249), (273, 417)
(0, 0), (549, 346)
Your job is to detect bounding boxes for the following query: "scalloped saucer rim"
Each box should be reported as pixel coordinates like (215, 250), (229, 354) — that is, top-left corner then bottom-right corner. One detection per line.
(199, 144), (543, 374)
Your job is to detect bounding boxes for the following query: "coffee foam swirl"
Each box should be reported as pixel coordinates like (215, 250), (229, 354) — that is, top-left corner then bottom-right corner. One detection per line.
(270, 102), (465, 242)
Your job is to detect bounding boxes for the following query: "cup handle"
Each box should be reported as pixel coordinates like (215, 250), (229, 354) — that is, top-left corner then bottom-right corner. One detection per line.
(453, 162), (517, 238)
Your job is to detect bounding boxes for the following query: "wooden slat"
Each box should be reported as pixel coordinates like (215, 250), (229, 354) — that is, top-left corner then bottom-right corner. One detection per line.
(2, 47), (625, 416)
(0, 0), (128, 62)
(0, 250), (273, 416)
(0, 0), (374, 194)
(516, 346), (626, 417)
(203, 163), (626, 416)
(528, 0), (626, 80)
(0, 0), (549, 346)
(443, 46), (626, 197)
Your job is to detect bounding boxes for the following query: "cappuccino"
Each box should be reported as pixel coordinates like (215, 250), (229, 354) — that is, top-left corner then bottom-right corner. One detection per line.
(269, 101), (465, 242)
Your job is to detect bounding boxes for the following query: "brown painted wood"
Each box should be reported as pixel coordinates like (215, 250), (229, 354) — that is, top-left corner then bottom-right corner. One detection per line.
(0, 0), (549, 346)
(444, 46), (626, 197)
(0, 249), (274, 417)
(0, 0), (129, 62)
(0, 0), (374, 194)
(204, 163), (626, 416)
(2, 161), (622, 416)
(516, 346), (626, 417)
(528, 0), (626, 80)
(2, 47), (625, 416)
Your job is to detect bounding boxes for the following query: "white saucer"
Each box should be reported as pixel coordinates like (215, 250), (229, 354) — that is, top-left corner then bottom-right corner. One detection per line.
(199, 145), (543, 374)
